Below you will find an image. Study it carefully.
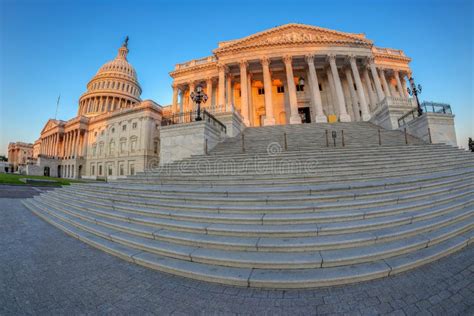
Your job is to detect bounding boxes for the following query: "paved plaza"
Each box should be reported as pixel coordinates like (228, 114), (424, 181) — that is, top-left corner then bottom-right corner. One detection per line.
(0, 186), (473, 315)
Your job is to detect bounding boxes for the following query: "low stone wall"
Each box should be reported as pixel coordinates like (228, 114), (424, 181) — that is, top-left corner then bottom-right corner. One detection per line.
(370, 97), (415, 130)
(160, 120), (225, 165)
(401, 112), (457, 147)
(213, 111), (245, 137)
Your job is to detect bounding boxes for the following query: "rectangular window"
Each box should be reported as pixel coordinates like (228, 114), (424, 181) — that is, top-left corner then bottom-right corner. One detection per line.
(296, 85), (304, 92)
(132, 122), (137, 129)
(354, 84), (357, 91)
(98, 165), (102, 176)
(154, 141), (159, 154)
(319, 84), (323, 91)
(131, 140), (137, 152)
(119, 164), (124, 176)
(130, 164), (135, 175)
(258, 88), (265, 95)
(277, 86), (284, 93)
(91, 165), (95, 175)
(120, 142), (126, 153)
(108, 165), (112, 176)
(122, 125), (127, 131)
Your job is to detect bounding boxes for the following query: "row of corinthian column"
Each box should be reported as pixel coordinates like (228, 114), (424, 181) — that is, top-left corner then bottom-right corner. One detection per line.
(40, 129), (88, 159)
(172, 54), (410, 126)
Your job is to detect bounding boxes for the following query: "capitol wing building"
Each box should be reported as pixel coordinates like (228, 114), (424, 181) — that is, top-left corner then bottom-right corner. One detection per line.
(169, 23), (413, 127)
(18, 23), (456, 179)
(27, 40), (162, 179)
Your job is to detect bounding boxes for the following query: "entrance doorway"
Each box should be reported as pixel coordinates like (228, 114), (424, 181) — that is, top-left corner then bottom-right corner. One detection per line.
(44, 167), (50, 177)
(57, 165), (61, 178)
(298, 107), (311, 123)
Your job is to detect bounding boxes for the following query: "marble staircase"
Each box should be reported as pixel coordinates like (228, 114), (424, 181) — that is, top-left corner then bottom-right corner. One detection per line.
(23, 122), (474, 288)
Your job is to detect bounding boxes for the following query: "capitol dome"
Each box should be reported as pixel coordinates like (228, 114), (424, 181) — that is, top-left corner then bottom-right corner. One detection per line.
(78, 37), (142, 117)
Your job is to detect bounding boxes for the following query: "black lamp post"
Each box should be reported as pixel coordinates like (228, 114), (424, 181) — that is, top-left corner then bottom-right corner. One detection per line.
(407, 77), (423, 116)
(190, 85), (208, 121)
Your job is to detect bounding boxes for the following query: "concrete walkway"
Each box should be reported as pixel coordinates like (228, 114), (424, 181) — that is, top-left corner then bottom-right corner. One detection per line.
(0, 189), (473, 315)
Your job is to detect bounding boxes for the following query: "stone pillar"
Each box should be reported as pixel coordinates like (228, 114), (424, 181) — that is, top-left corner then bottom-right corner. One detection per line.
(247, 72), (253, 126)
(178, 90), (184, 119)
(206, 78), (213, 108)
(82, 131), (88, 157)
(74, 130), (80, 158)
(400, 74), (409, 98)
(350, 56), (370, 121)
(261, 57), (275, 125)
(368, 57), (384, 101)
(188, 81), (195, 111)
(395, 71), (405, 98)
(239, 60), (250, 126)
(328, 55), (350, 122)
(344, 67), (360, 121)
(325, 67), (337, 115)
(362, 67), (377, 110)
(226, 73), (233, 111)
(172, 84), (179, 113)
(379, 68), (391, 97)
(283, 55), (302, 124)
(306, 55), (326, 123)
(217, 63), (226, 109)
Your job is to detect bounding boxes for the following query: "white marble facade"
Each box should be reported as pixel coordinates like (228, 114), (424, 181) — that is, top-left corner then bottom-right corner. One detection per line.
(30, 39), (163, 179)
(168, 23), (413, 126)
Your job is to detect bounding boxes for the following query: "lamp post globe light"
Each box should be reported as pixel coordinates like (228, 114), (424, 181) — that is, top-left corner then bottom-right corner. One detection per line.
(407, 77), (423, 116)
(190, 85), (208, 121)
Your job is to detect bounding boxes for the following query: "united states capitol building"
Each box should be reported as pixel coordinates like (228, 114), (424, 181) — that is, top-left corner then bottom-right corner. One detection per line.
(14, 23), (456, 178)
(16, 24), (473, 289)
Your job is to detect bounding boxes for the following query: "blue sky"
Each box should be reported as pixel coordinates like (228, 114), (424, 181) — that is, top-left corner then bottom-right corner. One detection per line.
(0, 0), (472, 154)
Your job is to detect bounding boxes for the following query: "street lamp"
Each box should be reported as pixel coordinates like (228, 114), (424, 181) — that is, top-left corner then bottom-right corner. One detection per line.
(190, 85), (208, 121)
(407, 77), (423, 116)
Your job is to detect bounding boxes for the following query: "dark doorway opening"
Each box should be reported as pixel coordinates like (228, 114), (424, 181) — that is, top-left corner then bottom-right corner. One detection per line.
(44, 167), (50, 177)
(298, 107), (311, 123)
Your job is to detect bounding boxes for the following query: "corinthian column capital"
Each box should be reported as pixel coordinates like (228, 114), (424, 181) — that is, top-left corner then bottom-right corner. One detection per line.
(261, 56), (271, 67)
(217, 63), (227, 72)
(305, 54), (315, 65)
(282, 55), (292, 65)
(327, 53), (337, 63)
(239, 59), (248, 68)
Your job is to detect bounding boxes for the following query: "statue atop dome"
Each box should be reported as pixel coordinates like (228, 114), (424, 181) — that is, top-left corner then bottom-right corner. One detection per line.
(123, 36), (129, 48)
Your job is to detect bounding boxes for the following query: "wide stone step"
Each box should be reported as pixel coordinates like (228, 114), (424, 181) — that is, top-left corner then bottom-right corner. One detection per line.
(33, 189), (472, 238)
(23, 198), (474, 269)
(21, 199), (473, 288)
(75, 168), (474, 197)
(149, 152), (469, 176)
(122, 163), (474, 189)
(61, 173), (474, 210)
(55, 180), (473, 219)
(160, 145), (462, 165)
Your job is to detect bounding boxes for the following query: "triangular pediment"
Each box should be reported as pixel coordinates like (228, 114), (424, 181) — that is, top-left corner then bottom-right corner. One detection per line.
(214, 23), (372, 53)
(40, 119), (61, 134)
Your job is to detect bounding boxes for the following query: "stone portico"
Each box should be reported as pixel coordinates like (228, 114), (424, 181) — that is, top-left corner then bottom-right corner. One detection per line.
(169, 24), (412, 127)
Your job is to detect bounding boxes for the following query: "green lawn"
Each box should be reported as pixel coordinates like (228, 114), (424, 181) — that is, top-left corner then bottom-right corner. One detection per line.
(0, 173), (80, 186)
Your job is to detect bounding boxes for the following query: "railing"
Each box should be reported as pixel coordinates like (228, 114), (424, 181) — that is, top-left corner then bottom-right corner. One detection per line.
(398, 102), (452, 127)
(175, 56), (217, 70)
(161, 110), (227, 133)
(373, 47), (405, 56)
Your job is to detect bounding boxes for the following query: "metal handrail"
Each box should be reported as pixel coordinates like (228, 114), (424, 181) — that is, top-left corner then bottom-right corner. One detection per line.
(398, 102), (452, 127)
(161, 110), (227, 133)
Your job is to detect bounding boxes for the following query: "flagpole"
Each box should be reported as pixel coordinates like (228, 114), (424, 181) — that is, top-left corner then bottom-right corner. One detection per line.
(54, 94), (61, 119)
